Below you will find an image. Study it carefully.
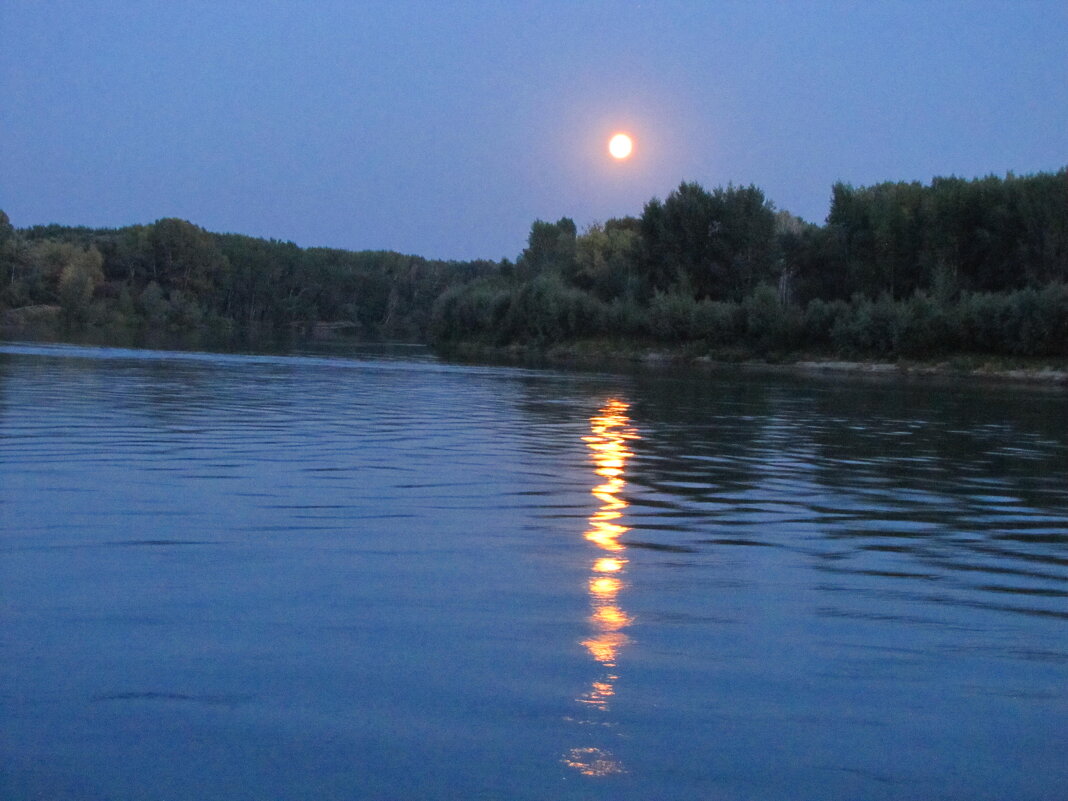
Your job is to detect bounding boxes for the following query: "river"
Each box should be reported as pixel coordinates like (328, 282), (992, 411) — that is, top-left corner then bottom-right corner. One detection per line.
(1, 341), (1066, 800)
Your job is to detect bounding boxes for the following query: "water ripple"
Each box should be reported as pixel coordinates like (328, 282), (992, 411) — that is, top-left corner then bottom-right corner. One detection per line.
(2, 341), (1067, 801)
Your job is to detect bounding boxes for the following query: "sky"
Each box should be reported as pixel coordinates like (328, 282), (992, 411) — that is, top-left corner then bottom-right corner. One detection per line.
(2, 1), (1066, 262)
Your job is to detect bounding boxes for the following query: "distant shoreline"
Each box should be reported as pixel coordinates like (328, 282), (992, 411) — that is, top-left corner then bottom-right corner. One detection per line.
(435, 341), (1068, 387)
(4, 328), (1066, 388)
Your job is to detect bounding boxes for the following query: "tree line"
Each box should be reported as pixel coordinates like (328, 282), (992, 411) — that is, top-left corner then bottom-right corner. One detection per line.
(2, 167), (1066, 358)
(431, 170), (1068, 358)
(0, 212), (498, 343)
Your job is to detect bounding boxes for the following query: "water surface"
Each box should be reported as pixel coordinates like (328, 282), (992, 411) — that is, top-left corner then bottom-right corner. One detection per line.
(1, 342), (1066, 800)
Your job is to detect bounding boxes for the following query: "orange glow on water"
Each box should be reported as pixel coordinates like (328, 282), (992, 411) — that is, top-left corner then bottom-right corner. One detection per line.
(581, 631), (630, 668)
(563, 746), (626, 776)
(593, 557), (624, 573)
(592, 605), (631, 631)
(567, 399), (640, 776)
(577, 678), (618, 711)
(589, 576), (622, 598)
(583, 401), (638, 553)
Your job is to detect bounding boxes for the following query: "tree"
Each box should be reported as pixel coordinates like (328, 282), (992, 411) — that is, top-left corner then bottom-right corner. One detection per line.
(58, 246), (105, 328)
(639, 182), (777, 301)
(148, 218), (227, 295)
(517, 217), (577, 279)
(573, 219), (639, 300)
(0, 210), (18, 300)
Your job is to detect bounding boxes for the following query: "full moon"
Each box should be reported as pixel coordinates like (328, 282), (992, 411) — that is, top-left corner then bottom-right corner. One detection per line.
(608, 133), (633, 160)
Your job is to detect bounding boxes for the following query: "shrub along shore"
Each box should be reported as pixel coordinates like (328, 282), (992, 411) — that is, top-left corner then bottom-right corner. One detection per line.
(3, 169), (1066, 381)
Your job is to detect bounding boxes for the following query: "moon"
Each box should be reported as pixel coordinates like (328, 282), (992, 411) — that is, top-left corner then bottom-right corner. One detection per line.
(608, 133), (633, 160)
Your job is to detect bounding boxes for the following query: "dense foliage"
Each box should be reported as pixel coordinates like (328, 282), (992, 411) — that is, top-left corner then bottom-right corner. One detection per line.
(0, 211), (499, 343)
(3, 168), (1066, 359)
(432, 170), (1068, 359)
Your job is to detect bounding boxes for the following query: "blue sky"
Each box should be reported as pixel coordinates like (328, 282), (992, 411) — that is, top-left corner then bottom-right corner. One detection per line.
(2, 1), (1066, 261)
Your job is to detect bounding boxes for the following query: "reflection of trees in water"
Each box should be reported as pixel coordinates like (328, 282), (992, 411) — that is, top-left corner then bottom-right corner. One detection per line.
(616, 374), (774, 550)
(582, 373), (1068, 620)
(513, 370), (1064, 660)
(805, 380), (1067, 505)
(796, 380), (1068, 620)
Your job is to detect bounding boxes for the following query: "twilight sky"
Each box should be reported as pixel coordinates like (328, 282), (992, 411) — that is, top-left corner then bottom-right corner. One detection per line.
(2, 1), (1066, 261)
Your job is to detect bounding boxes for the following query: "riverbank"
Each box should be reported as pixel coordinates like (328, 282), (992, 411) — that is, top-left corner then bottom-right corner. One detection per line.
(436, 340), (1068, 386)
(5, 326), (1066, 387)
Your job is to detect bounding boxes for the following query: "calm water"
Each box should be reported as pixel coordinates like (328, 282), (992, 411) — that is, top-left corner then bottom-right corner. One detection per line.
(1, 342), (1066, 801)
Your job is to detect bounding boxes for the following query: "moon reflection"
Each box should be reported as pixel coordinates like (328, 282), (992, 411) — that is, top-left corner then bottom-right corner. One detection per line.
(564, 399), (639, 777)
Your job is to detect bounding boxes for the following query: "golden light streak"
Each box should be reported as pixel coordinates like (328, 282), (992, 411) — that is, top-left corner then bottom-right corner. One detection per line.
(592, 605), (631, 631)
(566, 399), (640, 777)
(582, 400), (638, 554)
(579, 678), (617, 708)
(563, 747), (626, 776)
(581, 633), (629, 668)
(589, 576), (622, 598)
